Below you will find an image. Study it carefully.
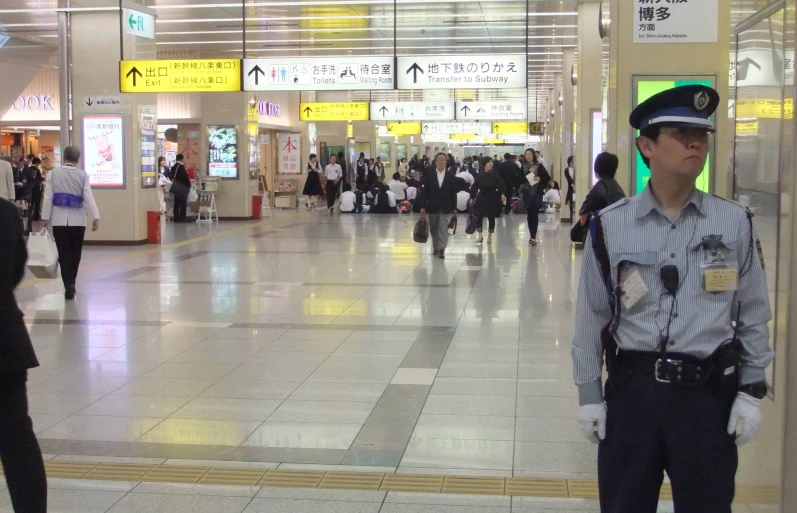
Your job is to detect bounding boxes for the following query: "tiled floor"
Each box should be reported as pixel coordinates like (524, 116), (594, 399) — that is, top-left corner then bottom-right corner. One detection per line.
(11, 211), (783, 511)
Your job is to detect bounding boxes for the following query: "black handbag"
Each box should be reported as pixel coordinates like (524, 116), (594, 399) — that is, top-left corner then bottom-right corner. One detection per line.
(570, 215), (590, 243)
(169, 181), (190, 200)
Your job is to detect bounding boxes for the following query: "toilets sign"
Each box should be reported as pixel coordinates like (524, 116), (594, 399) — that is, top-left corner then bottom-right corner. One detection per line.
(243, 57), (394, 91)
(396, 55), (526, 90)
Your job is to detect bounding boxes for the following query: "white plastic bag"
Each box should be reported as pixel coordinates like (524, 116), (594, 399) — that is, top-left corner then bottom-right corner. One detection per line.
(187, 187), (199, 203)
(27, 229), (59, 279)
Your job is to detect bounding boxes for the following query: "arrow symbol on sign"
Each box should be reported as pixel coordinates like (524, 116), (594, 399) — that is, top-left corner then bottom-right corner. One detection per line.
(388, 125), (394, 132)
(303, 106), (313, 117)
(423, 125), (429, 133)
(460, 105), (470, 117)
(128, 14), (137, 29)
(248, 65), (265, 86)
(85, 98), (93, 107)
(379, 106), (388, 117)
(126, 66), (142, 87)
(494, 124), (500, 132)
(406, 63), (423, 83)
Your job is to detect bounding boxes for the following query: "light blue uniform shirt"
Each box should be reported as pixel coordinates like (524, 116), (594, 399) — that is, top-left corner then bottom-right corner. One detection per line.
(572, 185), (774, 405)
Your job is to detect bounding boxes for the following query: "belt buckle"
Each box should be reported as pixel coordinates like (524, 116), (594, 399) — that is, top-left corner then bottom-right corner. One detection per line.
(655, 358), (683, 383)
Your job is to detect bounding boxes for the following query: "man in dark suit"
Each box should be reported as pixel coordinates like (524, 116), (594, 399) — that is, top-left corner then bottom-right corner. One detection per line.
(498, 153), (521, 213)
(417, 152), (457, 259)
(0, 198), (47, 512)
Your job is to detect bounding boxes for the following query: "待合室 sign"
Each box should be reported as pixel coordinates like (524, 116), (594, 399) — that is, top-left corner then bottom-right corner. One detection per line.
(456, 101), (527, 120)
(370, 102), (455, 121)
(82, 114), (125, 188)
(731, 49), (795, 87)
(397, 55), (526, 90)
(386, 123), (422, 136)
(119, 60), (241, 93)
(300, 102), (369, 121)
(243, 57), (394, 91)
(491, 122), (528, 135)
(122, 8), (155, 40)
(421, 122), (492, 136)
(634, 0), (718, 44)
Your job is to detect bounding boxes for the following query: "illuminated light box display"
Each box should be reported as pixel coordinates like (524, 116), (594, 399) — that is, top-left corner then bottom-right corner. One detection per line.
(82, 114), (125, 188)
(208, 126), (238, 178)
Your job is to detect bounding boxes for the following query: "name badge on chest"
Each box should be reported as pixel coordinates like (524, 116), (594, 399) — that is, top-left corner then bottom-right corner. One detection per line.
(699, 235), (738, 293)
(620, 268), (649, 310)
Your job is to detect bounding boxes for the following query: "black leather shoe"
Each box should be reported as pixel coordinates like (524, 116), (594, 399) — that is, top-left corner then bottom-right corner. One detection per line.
(65, 286), (76, 300)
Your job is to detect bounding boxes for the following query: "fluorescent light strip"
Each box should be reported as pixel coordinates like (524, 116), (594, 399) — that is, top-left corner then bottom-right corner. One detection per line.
(224, 46), (563, 52)
(157, 1), (572, 7)
(1, 23), (58, 28)
(157, 24), (575, 36)
(159, 12), (576, 23)
(157, 36), (575, 44)
(0, 6), (118, 12)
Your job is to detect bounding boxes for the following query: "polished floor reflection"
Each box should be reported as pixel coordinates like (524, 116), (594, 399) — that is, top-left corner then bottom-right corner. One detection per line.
(10, 212), (780, 512)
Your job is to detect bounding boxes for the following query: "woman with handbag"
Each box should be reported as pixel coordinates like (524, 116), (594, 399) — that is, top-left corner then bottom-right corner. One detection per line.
(41, 145), (100, 300)
(470, 157), (505, 245)
(170, 154), (191, 222)
(521, 152), (551, 246)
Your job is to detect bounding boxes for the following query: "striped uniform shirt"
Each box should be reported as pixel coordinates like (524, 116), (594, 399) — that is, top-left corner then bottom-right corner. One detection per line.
(571, 185), (774, 406)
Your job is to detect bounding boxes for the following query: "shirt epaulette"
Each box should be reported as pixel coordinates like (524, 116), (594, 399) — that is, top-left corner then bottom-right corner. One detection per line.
(710, 193), (746, 212)
(595, 197), (630, 218)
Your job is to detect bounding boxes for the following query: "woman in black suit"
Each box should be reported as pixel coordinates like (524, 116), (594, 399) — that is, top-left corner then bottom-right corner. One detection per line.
(471, 157), (505, 245)
(171, 154), (191, 222)
(521, 153), (551, 246)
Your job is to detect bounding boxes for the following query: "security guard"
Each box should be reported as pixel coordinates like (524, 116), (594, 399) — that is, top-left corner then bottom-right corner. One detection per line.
(571, 85), (773, 513)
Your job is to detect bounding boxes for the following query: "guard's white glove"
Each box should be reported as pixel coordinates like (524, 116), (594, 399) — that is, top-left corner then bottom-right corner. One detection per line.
(727, 392), (762, 446)
(578, 403), (607, 443)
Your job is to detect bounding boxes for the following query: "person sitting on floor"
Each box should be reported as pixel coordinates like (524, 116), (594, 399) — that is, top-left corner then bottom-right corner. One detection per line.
(371, 184), (398, 214)
(543, 181), (561, 210)
(340, 183), (369, 213)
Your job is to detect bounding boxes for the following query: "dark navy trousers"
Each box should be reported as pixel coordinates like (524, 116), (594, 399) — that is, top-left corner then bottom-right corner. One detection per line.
(598, 369), (738, 513)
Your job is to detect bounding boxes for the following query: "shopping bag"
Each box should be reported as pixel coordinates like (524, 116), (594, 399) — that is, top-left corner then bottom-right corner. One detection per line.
(465, 214), (477, 235)
(169, 181), (190, 200)
(413, 215), (430, 244)
(448, 214), (457, 235)
(27, 229), (59, 279)
(187, 187), (199, 203)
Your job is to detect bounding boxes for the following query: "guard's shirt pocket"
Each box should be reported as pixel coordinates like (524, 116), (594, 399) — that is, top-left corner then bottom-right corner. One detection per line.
(611, 251), (659, 311)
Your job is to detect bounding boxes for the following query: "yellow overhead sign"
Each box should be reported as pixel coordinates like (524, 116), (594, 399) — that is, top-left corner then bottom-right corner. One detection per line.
(300, 102), (369, 121)
(735, 98), (793, 119)
(387, 122), (421, 136)
(492, 122), (528, 134)
(119, 59), (241, 93)
(450, 133), (478, 140)
(735, 121), (759, 134)
(483, 139), (505, 144)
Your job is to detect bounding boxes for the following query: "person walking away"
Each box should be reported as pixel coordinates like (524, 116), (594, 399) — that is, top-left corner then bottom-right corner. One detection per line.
(337, 151), (348, 187)
(0, 197), (48, 512)
(0, 157), (14, 201)
(387, 172), (408, 200)
(417, 153), (457, 259)
(576, 152), (626, 228)
(303, 153), (323, 211)
(498, 153), (521, 214)
(573, 84), (773, 513)
(521, 154), (551, 246)
(325, 154), (343, 213)
(564, 156), (575, 214)
(171, 154), (191, 222)
(29, 158), (44, 220)
(471, 157), (505, 245)
(41, 145), (100, 300)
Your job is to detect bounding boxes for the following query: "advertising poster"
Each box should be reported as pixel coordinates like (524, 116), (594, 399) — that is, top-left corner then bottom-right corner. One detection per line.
(411, 145), (420, 159)
(248, 123), (259, 179)
(377, 142), (391, 164)
(634, 79), (712, 194)
(82, 114), (124, 188)
(208, 125), (238, 178)
(396, 143), (407, 162)
(139, 106), (157, 188)
(354, 142), (371, 161)
(277, 133), (302, 175)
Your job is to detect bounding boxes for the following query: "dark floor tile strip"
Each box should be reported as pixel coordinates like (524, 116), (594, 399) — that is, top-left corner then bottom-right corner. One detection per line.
(174, 250), (211, 262)
(27, 319), (169, 327)
(37, 440), (347, 465)
(399, 327), (456, 369)
(95, 266), (161, 283)
(341, 384), (431, 467)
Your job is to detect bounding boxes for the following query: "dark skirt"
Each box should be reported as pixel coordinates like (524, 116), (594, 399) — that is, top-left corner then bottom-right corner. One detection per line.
(303, 171), (323, 196)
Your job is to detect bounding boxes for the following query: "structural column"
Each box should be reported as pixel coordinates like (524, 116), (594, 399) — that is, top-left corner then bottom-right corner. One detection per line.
(606, 0), (731, 196)
(70, 4), (160, 243)
(562, 49), (576, 178)
(575, 0), (603, 212)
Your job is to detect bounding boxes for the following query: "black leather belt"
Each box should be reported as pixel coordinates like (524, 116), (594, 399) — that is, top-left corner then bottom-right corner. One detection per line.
(616, 350), (714, 386)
